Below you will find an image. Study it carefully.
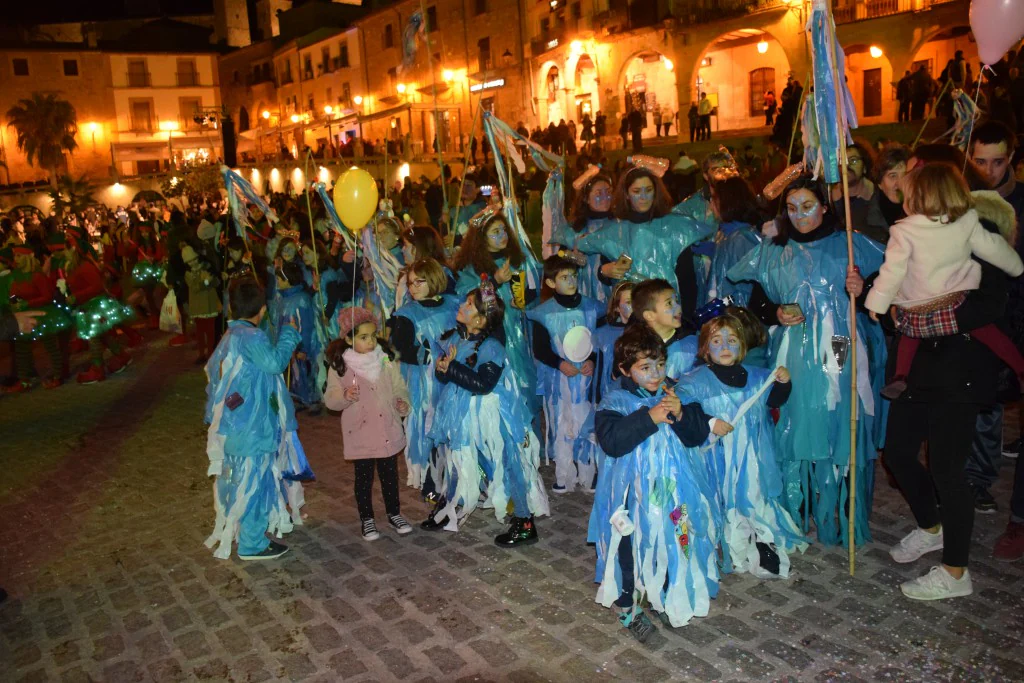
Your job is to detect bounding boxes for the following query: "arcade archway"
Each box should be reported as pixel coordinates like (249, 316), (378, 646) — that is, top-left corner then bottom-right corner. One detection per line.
(843, 44), (895, 122)
(619, 50), (678, 140)
(691, 29), (792, 132)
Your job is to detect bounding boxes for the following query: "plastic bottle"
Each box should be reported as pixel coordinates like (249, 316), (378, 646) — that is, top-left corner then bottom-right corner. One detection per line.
(626, 155), (670, 178)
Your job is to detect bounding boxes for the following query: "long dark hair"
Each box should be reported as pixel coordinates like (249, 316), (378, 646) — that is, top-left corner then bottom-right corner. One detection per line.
(570, 172), (613, 232)
(773, 176), (832, 246)
(438, 287), (506, 368)
(612, 167), (673, 220)
(451, 214), (524, 277)
(324, 329), (396, 377)
(711, 176), (762, 225)
(402, 225), (448, 264)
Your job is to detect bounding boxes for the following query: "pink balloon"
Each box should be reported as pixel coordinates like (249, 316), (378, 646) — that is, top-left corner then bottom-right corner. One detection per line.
(971, 0), (1024, 66)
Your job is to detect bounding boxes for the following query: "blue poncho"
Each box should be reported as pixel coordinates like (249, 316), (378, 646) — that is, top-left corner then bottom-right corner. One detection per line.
(428, 334), (549, 528)
(707, 221), (763, 306)
(391, 295), (459, 487)
(590, 386), (722, 627)
(727, 230), (886, 546)
(680, 364), (808, 576)
(272, 285), (327, 409)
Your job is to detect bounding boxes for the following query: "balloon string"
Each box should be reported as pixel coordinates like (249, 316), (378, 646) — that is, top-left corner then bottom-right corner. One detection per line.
(961, 68), (985, 174)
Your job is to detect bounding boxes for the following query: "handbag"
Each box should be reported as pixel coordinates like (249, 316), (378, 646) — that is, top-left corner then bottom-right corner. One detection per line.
(159, 289), (182, 334)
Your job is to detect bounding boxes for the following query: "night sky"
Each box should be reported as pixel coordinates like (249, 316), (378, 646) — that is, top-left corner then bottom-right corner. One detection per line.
(8, 0), (215, 23)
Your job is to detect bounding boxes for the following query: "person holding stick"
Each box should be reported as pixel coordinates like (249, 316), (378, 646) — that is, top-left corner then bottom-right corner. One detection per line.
(726, 176), (887, 547)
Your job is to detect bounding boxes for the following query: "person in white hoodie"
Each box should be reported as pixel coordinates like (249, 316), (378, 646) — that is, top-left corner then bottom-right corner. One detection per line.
(865, 162), (1024, 399)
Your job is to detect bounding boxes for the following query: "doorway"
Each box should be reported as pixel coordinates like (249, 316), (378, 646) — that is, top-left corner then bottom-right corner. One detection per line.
(863, 67), (882, 117)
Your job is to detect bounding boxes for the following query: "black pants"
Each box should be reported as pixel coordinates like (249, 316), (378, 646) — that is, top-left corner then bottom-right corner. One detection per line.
(699, 114), (712, 140)
(689, 123), (697, 142)
(966, 403), (1002, 490)
(353, 454), (400, 520)
(615, 535), (635, 608)
(898, 100), (910, 122)
(885, 401), (980, 567)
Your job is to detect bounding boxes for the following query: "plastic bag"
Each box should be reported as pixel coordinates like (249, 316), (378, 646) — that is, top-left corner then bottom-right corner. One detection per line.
(159, 289), (182, 334)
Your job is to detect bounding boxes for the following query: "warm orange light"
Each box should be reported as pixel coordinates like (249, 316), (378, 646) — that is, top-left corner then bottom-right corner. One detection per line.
(290, 114), (300, 123)
(353, 95), (363, 105)
(262, 110), (270, 119)
(397, 83), (407, 94)
(158, 121), (179, 132)
(88, 122), (98, 133)
(869, 45), (883, 59)
(443, 69), (454, 82)
(324, 105), (333, 115)
(757, 40), (769, 54)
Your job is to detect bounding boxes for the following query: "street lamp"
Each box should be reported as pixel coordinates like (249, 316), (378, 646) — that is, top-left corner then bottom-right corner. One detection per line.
(262, 110), (270, 120)
(757, 40), (769, 54)
(443, 69), (454, 83)
(869, 45), (883, 59)
(354, 95), (363, 105)
(88, 121), (98, 150)
(324, 105), (336, 157)
(397, 83), (407, 94)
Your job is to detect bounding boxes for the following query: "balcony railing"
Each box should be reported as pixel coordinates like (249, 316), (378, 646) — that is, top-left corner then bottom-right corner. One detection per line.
(280, 73), (294, 85)
(129, 118), (154, 133)
(176, 71), (199, 86)
(126, 71), (151, 87)
(833, 0), (957, 23)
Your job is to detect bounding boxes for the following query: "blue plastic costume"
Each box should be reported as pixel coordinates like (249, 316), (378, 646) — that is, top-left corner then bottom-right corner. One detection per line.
(551, 217), (614, 303)
(574, 213), (715, 286)
(666, 335), (699, 381)
(680, 365), (808, 576)
(593, 322), (626, 400)
(204, 322), (313, 558)
(271, 285), (327, 409)
(727, 231), (885, 546)
(456, 261), (539, 412)
(526, 294), (603, 490)
(427, 333), (549, 529)
(590, 386), (722, 627)
(391, 295), (460, 488)
(675, 191), (720, 305)
(707, 221), (763, 306)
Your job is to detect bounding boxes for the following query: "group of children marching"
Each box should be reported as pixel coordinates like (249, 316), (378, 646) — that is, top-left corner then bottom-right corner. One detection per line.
(204, 215), (808, 643)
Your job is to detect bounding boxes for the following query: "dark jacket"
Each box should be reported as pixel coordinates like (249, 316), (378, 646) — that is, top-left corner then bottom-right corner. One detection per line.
(595, 379), (711, 456)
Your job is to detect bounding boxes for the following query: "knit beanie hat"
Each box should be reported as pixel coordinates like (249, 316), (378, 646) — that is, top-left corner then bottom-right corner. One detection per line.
(337, 307), (377, 340)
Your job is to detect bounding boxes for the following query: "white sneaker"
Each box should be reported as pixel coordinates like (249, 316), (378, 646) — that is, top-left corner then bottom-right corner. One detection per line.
(900, 565), (972, 601)
(889, 527), (943, 563)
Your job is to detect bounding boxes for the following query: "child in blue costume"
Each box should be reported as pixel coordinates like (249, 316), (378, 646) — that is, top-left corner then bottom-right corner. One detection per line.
(727, 305), (771, 369)
(272, 260), (326, 414)
(204, 278), (312, 561)
(453, 206), (540, 413)
(630, 279), (698, 380)
(591, 324), (725, 639)
(727, 177), (886, 547)
(527, 254), (603, 493)
(550, 169), (617, 303)
(395, 225), (456, 307)
(424, 284), (550, 546)
(706, 176), (765, 307)
(574, 165), (716, 319)
(320, 234), (365, 339)
(681, 315), (808, 578)
(449, 172), (488, 249)
(388, 258), (460, 490)
(363, 216), (405, 320)
(594, 282), (634, 401)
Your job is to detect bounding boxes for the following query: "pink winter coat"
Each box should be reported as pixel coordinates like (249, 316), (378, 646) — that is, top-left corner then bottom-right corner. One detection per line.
(323, 351), (410, 460)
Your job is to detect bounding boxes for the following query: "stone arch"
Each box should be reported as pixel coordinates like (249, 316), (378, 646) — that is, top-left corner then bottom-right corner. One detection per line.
(615, 48), (679, 141)
(536, 59), (568, 128)
(238, 106), (250, 133)
(687, 27), (795, 132)
(567, 52), (600, 121)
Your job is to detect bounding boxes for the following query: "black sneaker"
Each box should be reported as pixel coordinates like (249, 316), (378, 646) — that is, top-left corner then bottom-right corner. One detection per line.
(618, 607), (657, 643)
(1003, 438), (1021, 460)
(494, 516), (539, 548)
(361, 518), (381, 541)
(239, 541), (289, 561)
(421, 496), (448, 531)
(972, 486), (998, 515)
(387, 514), (413, 535)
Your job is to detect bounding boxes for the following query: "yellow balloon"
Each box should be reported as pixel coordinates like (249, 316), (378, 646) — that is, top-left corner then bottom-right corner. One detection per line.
(333, 167), (379, 234)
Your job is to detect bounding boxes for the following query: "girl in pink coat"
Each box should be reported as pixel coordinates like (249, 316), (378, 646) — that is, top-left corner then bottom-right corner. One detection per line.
(324, 307), (414, 541)
(865, 163), (1024, 398)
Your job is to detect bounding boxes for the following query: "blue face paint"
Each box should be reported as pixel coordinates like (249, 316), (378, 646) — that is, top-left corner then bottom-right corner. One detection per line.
(486, 226), (507, 247)
(709, 329), (742, 365)
(618, 302), (633, 322)
(631, 359), (666, 389)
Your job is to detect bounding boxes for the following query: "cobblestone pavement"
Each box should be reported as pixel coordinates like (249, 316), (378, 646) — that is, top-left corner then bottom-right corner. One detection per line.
(2, 334), (1024, 682)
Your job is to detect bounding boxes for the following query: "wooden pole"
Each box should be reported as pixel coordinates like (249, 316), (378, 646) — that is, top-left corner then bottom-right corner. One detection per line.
(824, 0), (858, 575)
(420, 0), (448, 232)
(450, 96), (483, 245)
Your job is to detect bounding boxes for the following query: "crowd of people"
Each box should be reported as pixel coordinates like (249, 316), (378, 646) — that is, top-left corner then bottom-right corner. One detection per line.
(5, 95), (1024, 641)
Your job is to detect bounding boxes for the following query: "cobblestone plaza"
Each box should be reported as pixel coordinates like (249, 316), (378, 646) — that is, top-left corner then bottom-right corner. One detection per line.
(2, 342), (1023, 681)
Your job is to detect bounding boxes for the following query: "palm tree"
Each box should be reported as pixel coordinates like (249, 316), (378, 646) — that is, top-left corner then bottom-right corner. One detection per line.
(6, 93), (79, 187)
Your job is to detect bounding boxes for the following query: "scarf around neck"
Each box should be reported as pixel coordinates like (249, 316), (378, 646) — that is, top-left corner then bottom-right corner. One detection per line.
(344, 346), (385, 383)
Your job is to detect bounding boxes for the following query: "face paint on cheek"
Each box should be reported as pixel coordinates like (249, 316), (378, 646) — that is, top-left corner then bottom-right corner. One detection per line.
(619, 302), (633, 321)
(789, 202), (821, 224)
(487, 229), (506, 246)
(632, 363), (666, 387)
